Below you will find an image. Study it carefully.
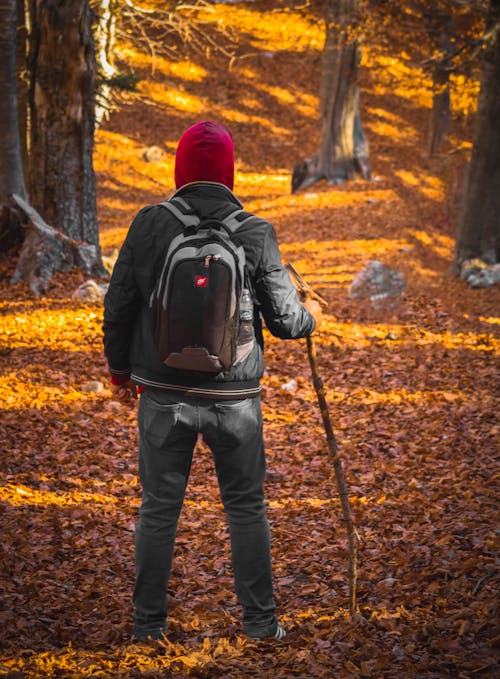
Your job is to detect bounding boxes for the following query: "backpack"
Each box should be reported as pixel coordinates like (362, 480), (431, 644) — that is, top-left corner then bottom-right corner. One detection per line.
(149, 195), (256, 373)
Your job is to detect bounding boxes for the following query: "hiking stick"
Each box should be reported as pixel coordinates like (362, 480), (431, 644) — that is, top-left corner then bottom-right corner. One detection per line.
(285, 263), (359, 617)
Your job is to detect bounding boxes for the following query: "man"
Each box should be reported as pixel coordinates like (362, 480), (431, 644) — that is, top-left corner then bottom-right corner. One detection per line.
(103, 120), (321, 642)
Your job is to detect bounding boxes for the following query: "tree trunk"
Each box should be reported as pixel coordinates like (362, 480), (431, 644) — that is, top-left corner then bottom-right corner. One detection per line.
(428, 14), (452, 157)
(455, 0), (500, 266)
(93, 0), (118, 78)
(92, 0), (119, 123)
(28, 0), (101, 249)
(292, 0), (371, 193)
(0, 0), (27, 251)
(16, 0), (30, 181)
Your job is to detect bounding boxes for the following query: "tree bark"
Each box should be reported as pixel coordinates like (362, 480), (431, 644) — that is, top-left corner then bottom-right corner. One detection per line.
(93, 0), (118, 79)
(292, 0), (371, 193)
(92, 0), (119, 122)
(0, 0), (27, 251)
(428, 13), (452, 157)
(16, 0), (30, 181)
(456, 0), (500, 265)
(28, 0), (101, 249)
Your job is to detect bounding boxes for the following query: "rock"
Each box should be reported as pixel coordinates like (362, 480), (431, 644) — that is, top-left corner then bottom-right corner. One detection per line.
(72, 279), (109, 303)
(349, 260), (406, 302)
(80, 381), (104, 394)
(460, 259), (500, 288)
(141, 145), (166, 162)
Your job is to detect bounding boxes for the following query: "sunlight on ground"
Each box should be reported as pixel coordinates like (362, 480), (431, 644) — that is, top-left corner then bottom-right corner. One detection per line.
(0, 306), (102, 351)
(245, 188), (398, 219)
(237, 170), (290, 195)
(478, 316), (500, 326)
(0, 483), (363, 511)
(394, 171), (445, 202)
(365, 106), (418, 143)
(138, 80), (291, 136)
(0, 373), (89, 411)
(407, 229), (454, 259)
(263, 316), (499, 355)
(263, 384), (490, 408)
(365, 118), (418, 143)
(0, 483), (118, 508)
(119, 45), (208, 81)
(363, 48), (478, 117)
(314, 318), (500, 354)
(197, 6), (323, 53)
(254, 82), (318, 118)
(279, 237), (411, 270)
(139, 81), (205, 114)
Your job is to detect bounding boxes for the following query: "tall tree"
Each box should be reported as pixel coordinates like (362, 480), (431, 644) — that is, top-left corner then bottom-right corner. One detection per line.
(28, 0), (99, 244)
(0, 0), (27, 251)
(292, 0), (371, 193)
(456, 0), (500, 265)
(8, 0), (105, 293)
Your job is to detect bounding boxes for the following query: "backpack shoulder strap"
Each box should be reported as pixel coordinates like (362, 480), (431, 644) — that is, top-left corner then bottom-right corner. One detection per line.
(221, 209), (257, 234)
(158, 198), (257, 234)
(157, 197), (200, 228)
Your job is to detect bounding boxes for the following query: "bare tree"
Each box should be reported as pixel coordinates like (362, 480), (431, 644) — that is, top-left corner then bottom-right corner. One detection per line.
(292, 0), (371, 193)
(456, 0), (500, 266)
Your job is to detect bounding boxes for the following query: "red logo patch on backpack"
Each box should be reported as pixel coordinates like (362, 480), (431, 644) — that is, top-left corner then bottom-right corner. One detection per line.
(195, 275), (208, 287)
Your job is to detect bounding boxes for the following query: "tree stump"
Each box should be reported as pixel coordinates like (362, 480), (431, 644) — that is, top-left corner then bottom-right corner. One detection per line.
(9, 193), (106, 295)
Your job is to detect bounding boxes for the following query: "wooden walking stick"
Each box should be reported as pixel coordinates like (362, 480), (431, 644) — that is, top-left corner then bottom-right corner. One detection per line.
(285, 263), (359, 617)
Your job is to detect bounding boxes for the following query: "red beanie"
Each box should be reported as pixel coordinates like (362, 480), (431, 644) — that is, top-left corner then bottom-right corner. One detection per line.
(174, 120), (234, 190)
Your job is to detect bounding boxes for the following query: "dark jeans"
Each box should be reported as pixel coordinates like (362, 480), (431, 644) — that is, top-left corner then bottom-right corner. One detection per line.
(133, 390), (278, 638)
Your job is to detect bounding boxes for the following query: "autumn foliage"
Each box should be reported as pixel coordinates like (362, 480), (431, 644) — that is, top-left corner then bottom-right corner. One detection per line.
(0, 2), (498, 677)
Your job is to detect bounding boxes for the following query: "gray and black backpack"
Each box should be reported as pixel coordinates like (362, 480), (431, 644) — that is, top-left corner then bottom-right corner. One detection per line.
(150, 196), (255, 373)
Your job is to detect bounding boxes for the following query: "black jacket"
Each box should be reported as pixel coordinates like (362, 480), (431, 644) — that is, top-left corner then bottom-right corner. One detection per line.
(103, 182), (315, 399)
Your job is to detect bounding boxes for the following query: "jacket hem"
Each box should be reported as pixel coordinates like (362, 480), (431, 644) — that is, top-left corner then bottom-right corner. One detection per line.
(131, 373), (261, 400)
(109, 367), (132, 375)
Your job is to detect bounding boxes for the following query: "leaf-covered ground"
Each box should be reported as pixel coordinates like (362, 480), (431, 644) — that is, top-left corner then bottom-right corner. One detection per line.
(0, 2), (498, 677)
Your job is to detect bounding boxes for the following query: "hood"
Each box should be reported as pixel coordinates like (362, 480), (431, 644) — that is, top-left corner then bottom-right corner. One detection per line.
(174, 120), (234, 190)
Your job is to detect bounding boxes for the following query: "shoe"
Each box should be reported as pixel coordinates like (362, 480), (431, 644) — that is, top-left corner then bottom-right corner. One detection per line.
(271, 624), (287, 640)
(248, 624), (287, 641)
(131, 629), (166, 642)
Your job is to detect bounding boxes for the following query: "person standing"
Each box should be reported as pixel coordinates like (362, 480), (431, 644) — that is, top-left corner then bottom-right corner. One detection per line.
(103, 120), (321, 641)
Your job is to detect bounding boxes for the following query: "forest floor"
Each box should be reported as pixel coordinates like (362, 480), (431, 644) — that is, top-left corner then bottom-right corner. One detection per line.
(0, 2), (498, 678)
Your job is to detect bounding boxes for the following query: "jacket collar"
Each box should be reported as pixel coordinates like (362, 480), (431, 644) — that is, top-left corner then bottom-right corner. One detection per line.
(172, 181), (243, 208)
